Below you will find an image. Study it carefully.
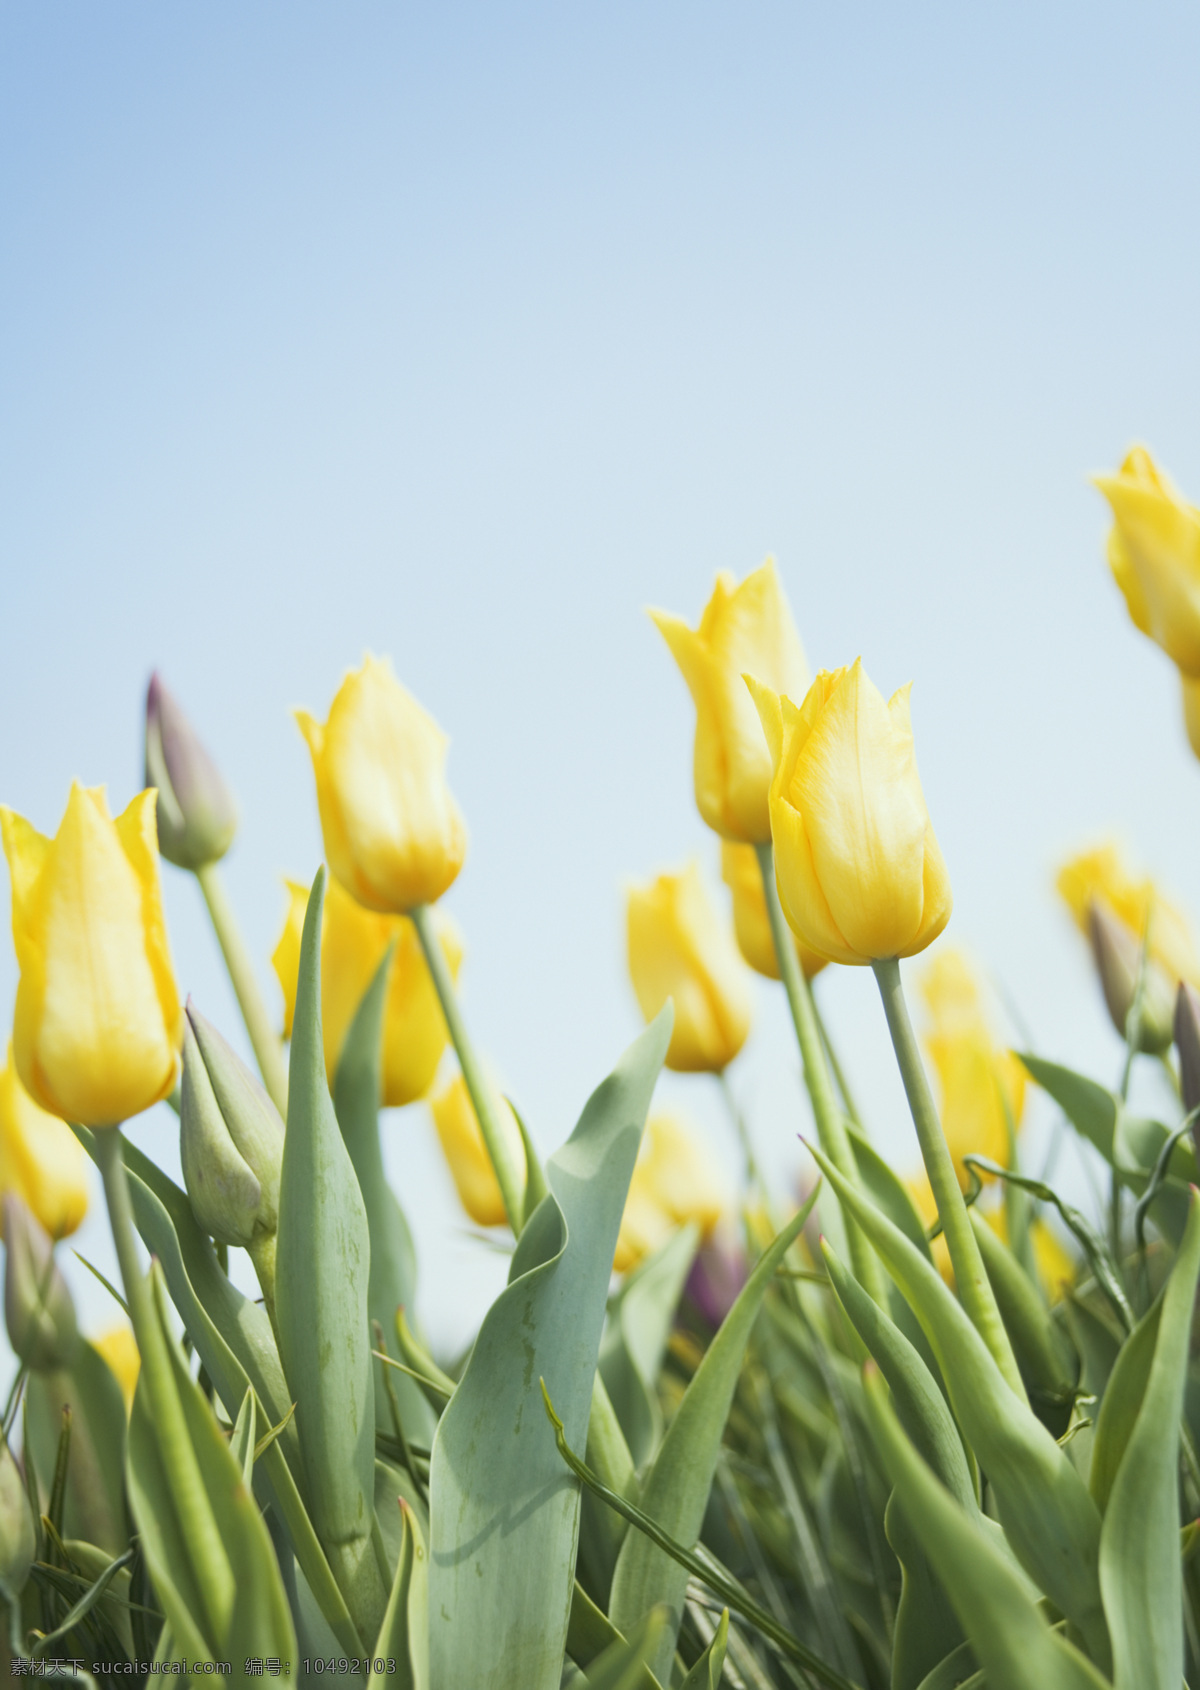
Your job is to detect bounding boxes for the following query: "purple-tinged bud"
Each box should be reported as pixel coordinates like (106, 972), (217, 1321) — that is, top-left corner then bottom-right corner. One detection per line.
(3, 1192), (79, 1372)
(144, 672), (237, 870)
(1086, 898), (1173, 1055)
(180, 1002), (283, 1249)
(685, 1232), (747, 1329)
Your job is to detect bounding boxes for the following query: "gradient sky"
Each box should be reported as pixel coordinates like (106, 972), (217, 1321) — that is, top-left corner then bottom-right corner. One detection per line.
(4, 2), (1200, 1359)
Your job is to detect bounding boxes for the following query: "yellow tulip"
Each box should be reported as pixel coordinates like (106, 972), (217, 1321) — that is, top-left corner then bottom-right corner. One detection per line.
(0, 785), (182, 1127)
(0, 1044), (89, 1240)
(94, 1324), (140, 1412)
(917, 947), (1024, 1187)
(650, 559), (810, 843)
(627, 863), (752, 1073)
(430, 1072), (527, 1228)
(1095, 446), (1200, 676)
(614, 1113), (726, 1274)
(296, 655), (467, 914)
(720, 841), (827, 982)
(747, 662), (952, 966)
(272, 875), (462, 1106)
(1056, 842), (1198, 989)
(917, 948), (985, 1034)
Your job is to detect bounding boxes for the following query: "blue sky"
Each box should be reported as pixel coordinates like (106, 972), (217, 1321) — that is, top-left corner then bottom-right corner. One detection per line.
(4, 2), (1200, 1353)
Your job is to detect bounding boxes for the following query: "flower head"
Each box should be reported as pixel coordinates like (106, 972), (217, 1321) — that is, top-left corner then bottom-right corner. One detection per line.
(627, 863), (752, 1072)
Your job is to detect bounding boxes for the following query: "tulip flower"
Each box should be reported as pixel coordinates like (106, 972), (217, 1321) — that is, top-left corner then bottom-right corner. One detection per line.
(650, 559), (810, 843)
(0, 1042), (88, 1240)
(720, 840), (827, 982)
(272, 874), (463, 1105)
(296, 655), (467, 913)
(1056, 842), (1199, 991)
(1086, 899), (1174, 1053)
(143, 672), (237, 871)
(0, 785), (182, 1126)
(627, 863), (752, 1073)
(94, 1323), (140, 1412)
(917, 947), (1024, 1186)
(1095, 446), (1200, 676)
(746, 662), (952, 965)
(613, 1113), (727, 1274)
(430, 1071), (527, 1228)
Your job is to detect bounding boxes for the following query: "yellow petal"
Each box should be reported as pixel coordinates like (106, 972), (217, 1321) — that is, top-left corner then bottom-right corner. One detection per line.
(270, 879), (311, 1040)
(0, 1043), (89, 1239)
(93, 1324), (139, 1412)
(1056, 841), (1199, 988)
(382, 913), (461, 1107)
(430, 1072), (526, 1228)
(1095, 446), (1200, 675)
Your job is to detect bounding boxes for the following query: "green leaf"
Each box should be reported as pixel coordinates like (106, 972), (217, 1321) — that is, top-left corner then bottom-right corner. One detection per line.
(427, 1010), (672, 1690)
(583, 1609), (669, 1690)
(863, 1365), (1110, 1690)
(26, 1340), (129, 1556)
(370, 1500), (428, 1688)
(1099, 1189), (1200, 1690)
(333, 945), (433, 1445)
(810, 1142), (1109, 1668)
(912, 1640), (977, 1690)
(679, 1609), (728, 1689)
(566, 1579), (662, 1688)
(276, 867), (382, 1640)
(1017, 1056), (1116, 1161)
(599, 1222), (698, 1468)
(579, 1373), (638, 1604)
(848, 1124), (932, 1259)
(608, 1193), (816, 1686)
(1088, 1295), (1162, 1513)
(969, 1209), (1078, 1425)
(229, 1389), (256, 1487)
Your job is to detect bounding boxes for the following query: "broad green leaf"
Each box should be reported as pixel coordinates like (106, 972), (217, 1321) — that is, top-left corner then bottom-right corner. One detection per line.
(428, 1011), (672, 1690)
(608, 1195), (815, 1686)
(1017, 1056), (1116, 1161)
(1099, 1189), (1200, 1690)
(584, 1609), (669, 1690)
(679, 1609), (728, 1688)
(26, 1340), (128, 1556)
(1088, 1295), (1162, 1513)
(863, 1366), (1110, 1690)
(566, 1579), (661, 1689)
(276, 868), (382, 1641)
(371, 1500), (428, 1688)
(599, 1223), (698, 1468)
(969, 1209), (1077, 1427)
(848, 1125), (932, 1259)
(334, 946), (433, 1444)
(811, 1143), (1108, 1668)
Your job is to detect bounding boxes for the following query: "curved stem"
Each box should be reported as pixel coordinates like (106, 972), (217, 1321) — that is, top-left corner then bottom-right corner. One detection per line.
(195, 861), (289, 1117)
(410, 902), (526, 1236)
(872, 957), (1025, 1400)
(754, 843), (886, 1305)
(94, 1128), (234, 1639)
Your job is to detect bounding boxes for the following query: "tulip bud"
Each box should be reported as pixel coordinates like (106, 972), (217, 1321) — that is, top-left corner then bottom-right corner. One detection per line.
(685, 1231), (747, 1328)
(3, 1192), (79, 1371)
(144, 672), (238, 871)
(1087, 898), (1174, 1055)
(180, 1003), (283, 1248)
(0, 1439), (34, 1601)
(1175, 982), (1200, 1119)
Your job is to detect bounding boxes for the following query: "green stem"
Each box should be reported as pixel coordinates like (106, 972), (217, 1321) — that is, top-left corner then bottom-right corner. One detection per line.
(247, 1232), (279, 1341)
(411, 902), (525, 1236)
(195, 861), (289, 1117)
(872, 957), (1025, 1400)
(754, 842), (886, 1305)
(811, 990), (865, 1134)
(94, 1129), (234, 1639)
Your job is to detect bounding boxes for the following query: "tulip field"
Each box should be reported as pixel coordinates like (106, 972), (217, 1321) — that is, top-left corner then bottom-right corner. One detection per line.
(3, 446), (1200, 1686)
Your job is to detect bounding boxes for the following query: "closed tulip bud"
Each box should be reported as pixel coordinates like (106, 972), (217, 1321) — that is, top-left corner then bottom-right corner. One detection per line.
(720, 840), (827, 982)
(0, 1439), (34, 1601)
(1057, 842), (1199, 990)
(1177, 982), (1200, 1119)
(1086, 898), (1174, 1054)
(94, 1323), (139, 1413)
(627, 863), (752, 1073)
(614, 1113), (727, 1274)
(430, 1072), (526, 1228)
(143, 672), (238, 871)
(0, 1043), (89, 1240)
(271, 875), (462, 1106)
(0, 785), (182, 1127)
(180, 1004), (283, 1248)
(746, 662), (952, 966)
(650, 559), (810, 843)
(3, 1192), (78, 1371)
(685, 1229), (747, 1328)
(1094, 447), (1200, 676)
(296, 655), (467, 913)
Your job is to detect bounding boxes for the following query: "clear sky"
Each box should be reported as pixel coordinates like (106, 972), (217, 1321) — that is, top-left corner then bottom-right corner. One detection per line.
(4, 2), (1200, 1358)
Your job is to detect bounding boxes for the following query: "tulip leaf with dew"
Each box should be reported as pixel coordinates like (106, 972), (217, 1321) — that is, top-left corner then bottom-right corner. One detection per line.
(426, 1010), (672, 1690)
(968, 1210), (1078, 1432)
(333, 942), (431, 1442)
(1099, 1190), (1200, 1690)
(678, 1610), (729, 1690)
(809, 1142), (1110, 1666)
(276, 867), (383, 1642)
(822, 1240), (971, 1690)
(599, 1222), (699, 1469)
(369, 1500), (428, 1689)
(862, 1365), (1110, 1690)
(26, 1341), (129, 1555)
(608, 1195), (818, 1686)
